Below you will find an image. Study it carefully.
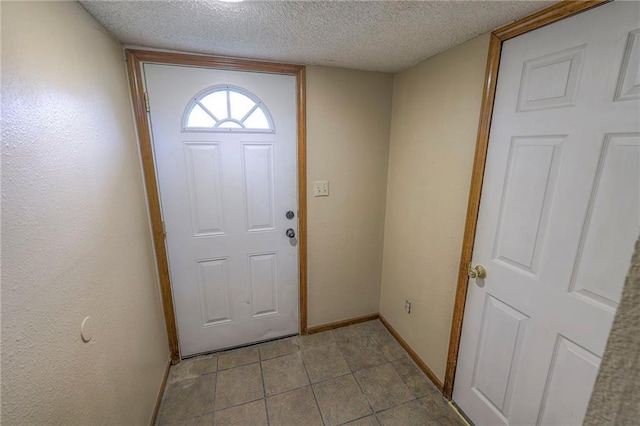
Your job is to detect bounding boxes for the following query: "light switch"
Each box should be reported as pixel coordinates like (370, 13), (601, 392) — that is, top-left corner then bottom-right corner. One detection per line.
(314, 181), (329, 197)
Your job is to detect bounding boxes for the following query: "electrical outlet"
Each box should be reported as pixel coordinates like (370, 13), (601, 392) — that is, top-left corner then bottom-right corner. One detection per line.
(314, 181), (329, 197)
(405, 300), (412, 314)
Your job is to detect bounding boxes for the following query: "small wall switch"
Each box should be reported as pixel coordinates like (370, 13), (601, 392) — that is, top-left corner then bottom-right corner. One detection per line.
(314, 181), (329, 197)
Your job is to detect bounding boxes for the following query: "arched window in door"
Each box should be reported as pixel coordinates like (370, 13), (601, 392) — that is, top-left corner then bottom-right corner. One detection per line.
(183, 85), (274, 132)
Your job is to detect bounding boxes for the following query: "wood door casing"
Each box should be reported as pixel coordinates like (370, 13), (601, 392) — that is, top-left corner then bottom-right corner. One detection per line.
(444, 0), (611, 399)
(125, 50), (307, 363)
(451, 1), (639, 423)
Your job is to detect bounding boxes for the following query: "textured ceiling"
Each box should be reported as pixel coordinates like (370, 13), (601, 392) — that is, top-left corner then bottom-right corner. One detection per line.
(81, 0), (555, 73)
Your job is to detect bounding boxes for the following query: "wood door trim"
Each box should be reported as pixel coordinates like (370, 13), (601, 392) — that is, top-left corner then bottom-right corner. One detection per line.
(443, 0), (611, 399)
(297, 67), (308, 335)
(125, 49), (307, 363)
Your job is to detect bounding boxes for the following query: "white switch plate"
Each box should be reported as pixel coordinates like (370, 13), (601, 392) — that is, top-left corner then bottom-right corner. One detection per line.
(314, 181), (329, 197)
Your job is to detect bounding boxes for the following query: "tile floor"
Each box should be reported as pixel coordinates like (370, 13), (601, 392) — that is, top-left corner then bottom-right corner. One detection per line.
(157, 320), (465, 426)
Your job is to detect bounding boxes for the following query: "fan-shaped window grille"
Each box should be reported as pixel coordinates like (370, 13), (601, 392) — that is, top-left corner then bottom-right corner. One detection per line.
(183, 85), (274, 133)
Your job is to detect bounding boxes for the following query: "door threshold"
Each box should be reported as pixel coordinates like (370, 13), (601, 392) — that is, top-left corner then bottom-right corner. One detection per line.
(181, 333), (299, 360)
(449, 401), (474, 426)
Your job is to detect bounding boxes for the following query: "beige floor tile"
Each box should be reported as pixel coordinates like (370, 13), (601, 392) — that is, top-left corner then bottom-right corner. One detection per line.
(350, 320), (388, 337)
(303, 343), (351, 383)
(217, 346), (260, 370)
(337, 336), (388, 372)
(296, 331), (335, 349)
(157, 320), (447, 426)
(213, 399), (268, 426)
(168, 413), (214, 426)
(376, 401), (434, 426)
(167, 359), (199, 384)
(355, 364), (414, 412)
(190, 355), (217, 374)
(391, 358), (434, 398)
(262, 352), (309, 396)
(371, 324), (393, 339)
(214, 363), (263, 410)
(419, 393), (464, 425)
(158, 374), (216, 424)
(332, 324), (363, 341)
(168, 355), (217, 384)
(313, 374), (372, 426)
(259, 337), (299, 360)
(344, 415), (381, 425)
(373, 333), (407, 362)
(266, 386), (324, 426)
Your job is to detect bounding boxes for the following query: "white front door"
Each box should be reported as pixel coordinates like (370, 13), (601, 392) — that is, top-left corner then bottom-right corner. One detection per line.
(454, 2), (640, 425)
(144, 64), (299, 357)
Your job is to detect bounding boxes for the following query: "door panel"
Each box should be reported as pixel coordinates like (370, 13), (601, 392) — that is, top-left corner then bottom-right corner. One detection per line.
(615, 29), (640, 101)
(248, 252), (278, 317)
(183, 142), (225, 236)
(242, 143), (276, 232)
(197, 257), (232, 325)
(493, 135), (564, 274)
(517, 45), (584, 112)
(144, 64), (299, 356)
(472, 295), (528, 420)
(454, 2), (640, 424)
(537, 336), (600, 426)
(569, 133), (640, 309)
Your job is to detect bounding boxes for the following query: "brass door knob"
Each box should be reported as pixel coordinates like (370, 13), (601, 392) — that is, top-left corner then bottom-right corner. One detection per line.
(468, 264), (487, 279)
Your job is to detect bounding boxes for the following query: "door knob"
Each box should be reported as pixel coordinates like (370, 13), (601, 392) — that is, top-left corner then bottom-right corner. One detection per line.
(468, 264), (487, 279)
(286, 228), (296, 238)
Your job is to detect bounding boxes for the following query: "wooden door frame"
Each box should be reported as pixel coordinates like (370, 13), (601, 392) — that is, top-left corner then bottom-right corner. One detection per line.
(125, 49), (307, 364)
(443, 0), (611, 399)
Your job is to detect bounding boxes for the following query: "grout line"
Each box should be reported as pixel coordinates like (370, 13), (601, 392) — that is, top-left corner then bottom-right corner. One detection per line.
(310, 371), (352, 386)
(213, 397), (265, 414)
(335, 413), (375, 426)
(352, 369), (376, 416)
(259, 336), (300, 362)
(216, 359), (261, 372)
(415, 398), (438, 423)
(258, 359), (270, 426)
(259, 348), (301, 363)
(388, 357), (432, 400)
(216, 364), (352, 404)
(352, 360), (421, 415)
(299, 346), (327, 426)
(171, 321), (450, 425)
(157, 369), (219, 425)
(211, 368), (217, 419)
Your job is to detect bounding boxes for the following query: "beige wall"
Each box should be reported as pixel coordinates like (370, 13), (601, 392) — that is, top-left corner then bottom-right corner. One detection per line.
(379, 34), (490, 381)
(1, 2), (168, 424)
(306, 66), (393, 327)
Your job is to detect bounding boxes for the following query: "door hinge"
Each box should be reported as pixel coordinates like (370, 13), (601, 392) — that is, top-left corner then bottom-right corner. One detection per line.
(162, 221), (167, 238)
(144, 92), (150, 112)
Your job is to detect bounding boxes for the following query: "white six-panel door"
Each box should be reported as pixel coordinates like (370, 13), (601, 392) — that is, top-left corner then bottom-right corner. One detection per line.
(454, 2), (640, 425)
(144, 64), (299, 357)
